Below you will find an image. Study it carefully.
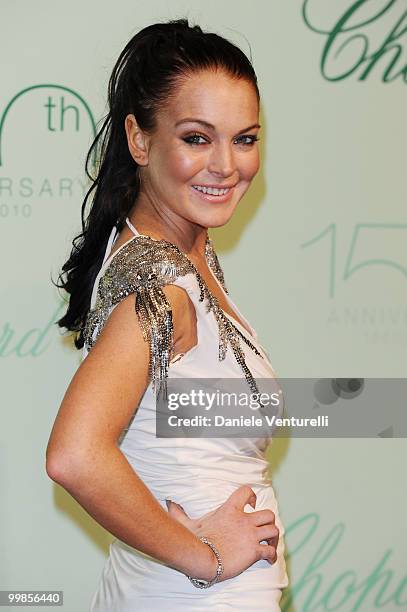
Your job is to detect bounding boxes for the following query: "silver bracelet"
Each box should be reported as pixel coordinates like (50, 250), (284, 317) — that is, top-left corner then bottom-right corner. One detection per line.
(187, 536), (224, 588)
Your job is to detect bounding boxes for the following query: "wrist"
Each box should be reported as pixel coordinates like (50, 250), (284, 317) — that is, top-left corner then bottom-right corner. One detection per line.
(197, 538), (219, 581)
(188, 537), (223, 588)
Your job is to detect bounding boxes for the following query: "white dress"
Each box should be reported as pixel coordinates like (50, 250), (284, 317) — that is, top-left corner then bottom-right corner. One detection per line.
(83, 218), (289, 611)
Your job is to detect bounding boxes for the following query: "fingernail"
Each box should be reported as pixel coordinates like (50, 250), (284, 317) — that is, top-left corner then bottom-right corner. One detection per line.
(165, 499), (172, 509)
(172, 501), (185, 511)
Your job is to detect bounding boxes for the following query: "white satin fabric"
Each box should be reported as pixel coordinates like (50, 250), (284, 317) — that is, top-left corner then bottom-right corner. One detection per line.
(83, 218), (289, 611)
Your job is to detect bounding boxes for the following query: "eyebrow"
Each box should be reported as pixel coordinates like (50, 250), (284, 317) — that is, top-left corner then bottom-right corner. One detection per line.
(175, 118), (261, 135)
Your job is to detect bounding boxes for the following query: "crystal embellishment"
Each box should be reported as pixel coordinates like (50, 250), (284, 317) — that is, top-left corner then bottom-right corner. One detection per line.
(83, 232), (264, 399)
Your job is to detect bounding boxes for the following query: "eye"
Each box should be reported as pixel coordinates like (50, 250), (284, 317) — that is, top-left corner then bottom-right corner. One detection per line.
(182, 133), (260, 146)
(235, 135), (260, 146)
(182, 133), (208, 145)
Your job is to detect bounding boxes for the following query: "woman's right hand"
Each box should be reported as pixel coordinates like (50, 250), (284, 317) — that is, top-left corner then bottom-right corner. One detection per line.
(166, 484), (279, 582)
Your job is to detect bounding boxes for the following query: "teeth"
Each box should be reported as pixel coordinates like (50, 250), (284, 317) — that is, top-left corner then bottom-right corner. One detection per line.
(192, 185), (230, 196)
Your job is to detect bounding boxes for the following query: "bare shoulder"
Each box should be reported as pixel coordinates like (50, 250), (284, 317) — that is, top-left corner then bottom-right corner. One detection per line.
(81, 282), (196, 396)
(47, 283), (198, 467)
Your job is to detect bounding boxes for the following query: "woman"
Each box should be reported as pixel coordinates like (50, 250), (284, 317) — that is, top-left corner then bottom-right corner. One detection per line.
(46, 18), (289, 611)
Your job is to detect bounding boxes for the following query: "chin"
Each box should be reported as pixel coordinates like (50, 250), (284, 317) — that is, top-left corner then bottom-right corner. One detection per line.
(193, 201), (240, 229)
(193, 214), (233, 230)
(206, 215), (234, 229)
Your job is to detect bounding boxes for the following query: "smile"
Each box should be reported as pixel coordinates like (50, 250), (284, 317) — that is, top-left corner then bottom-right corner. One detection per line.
(191, 184), (235, 203)
(192, 185), (230, 195)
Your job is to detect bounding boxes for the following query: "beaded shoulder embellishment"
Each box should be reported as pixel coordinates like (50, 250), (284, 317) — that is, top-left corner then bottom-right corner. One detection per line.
(83, 234), (263, 398)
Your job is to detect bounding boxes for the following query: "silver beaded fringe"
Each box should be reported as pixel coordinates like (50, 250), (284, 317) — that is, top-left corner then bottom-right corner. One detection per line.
(83, 233), (264, 400)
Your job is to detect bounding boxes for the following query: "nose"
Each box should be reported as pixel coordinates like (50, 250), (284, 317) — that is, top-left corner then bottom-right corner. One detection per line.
(207, 141), (236, 178)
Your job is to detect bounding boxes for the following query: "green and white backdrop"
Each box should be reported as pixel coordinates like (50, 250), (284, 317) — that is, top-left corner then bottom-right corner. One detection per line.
(1, 1), (406, 610)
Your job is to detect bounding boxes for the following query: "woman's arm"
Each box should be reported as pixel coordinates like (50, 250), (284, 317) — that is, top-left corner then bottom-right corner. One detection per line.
(46, 285), (217, 581)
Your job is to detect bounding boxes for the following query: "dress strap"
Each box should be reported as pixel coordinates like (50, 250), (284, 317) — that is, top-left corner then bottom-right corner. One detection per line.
(102, 225), (119, 266)
(103, 217), (138, 267)
(126, 216), (140, 237)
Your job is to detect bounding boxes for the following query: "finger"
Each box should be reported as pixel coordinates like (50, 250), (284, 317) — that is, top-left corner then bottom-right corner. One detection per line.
(257, 543), (277, 564)
(266, 548), (278, 565)
(165, 500), (192, 526)
(263, 528), (280, 555)
(226, 485), (257, 510)
(266, 535), (279, 550)
(264, 532), (279, 549)
(249, 509), (276, 527)
(166, 499), (186, 512)
(257, 524), (279, 543)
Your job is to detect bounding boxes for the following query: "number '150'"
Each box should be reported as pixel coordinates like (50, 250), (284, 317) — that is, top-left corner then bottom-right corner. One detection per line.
(301, 223), (407, 298)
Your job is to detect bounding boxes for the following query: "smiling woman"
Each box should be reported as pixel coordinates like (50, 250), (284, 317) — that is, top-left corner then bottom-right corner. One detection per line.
(123, 70), (262, 231)
(47, 18), (288, 611)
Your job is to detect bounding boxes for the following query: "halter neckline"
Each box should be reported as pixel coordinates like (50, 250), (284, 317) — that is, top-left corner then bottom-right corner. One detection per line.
(125, 216), (139, 236)
(100, 217), (256, 340)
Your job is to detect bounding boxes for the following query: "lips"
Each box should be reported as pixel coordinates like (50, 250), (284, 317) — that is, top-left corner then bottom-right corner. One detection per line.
(192, 185), (231, 196)
(190, 185), (235, 203)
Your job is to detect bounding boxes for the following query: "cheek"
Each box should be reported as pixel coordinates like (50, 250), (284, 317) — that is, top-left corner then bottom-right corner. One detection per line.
(164, 146), (203, 183)
(240, 150), (260, 182)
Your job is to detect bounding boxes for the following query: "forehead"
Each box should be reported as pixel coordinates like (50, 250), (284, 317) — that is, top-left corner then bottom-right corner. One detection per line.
(158, 70), (259, 128)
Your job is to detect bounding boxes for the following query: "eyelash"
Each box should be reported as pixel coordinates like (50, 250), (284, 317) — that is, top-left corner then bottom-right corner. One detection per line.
(182, 133), (260, 146)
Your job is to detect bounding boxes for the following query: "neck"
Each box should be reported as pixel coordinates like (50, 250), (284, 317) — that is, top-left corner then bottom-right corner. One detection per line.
(128, 194), (209, 260)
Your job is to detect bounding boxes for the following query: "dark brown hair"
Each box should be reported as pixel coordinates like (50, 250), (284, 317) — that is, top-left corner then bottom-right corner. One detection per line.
(54, 18), (260, 348)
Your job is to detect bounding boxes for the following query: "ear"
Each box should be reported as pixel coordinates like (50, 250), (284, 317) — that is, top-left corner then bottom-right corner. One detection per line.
(124, 114), (150, 166)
